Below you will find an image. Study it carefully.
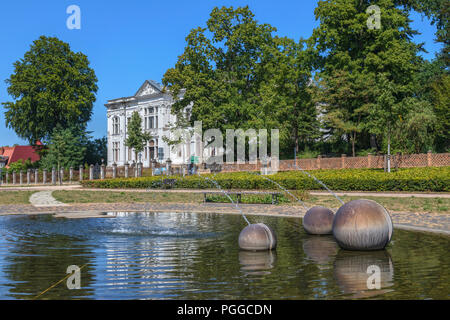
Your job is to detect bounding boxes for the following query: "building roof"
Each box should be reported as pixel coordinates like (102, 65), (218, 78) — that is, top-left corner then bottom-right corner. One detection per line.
(0, 145), (41, 168)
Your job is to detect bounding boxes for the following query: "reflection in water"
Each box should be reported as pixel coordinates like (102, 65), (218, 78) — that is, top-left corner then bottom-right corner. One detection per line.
(239, 250), (276, 276)
(334, 250), (394, 299)
(303, 236), (339, 266)
(0, 215), (95, 299)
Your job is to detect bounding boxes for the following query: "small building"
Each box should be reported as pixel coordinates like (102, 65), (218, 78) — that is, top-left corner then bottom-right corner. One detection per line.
(0, 143), (41, 168)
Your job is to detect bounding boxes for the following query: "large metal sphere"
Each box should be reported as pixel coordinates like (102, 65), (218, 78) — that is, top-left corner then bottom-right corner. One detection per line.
(303, 206), (335, 235)
(334, 250), (394, 298)
(332, 199), (393, 251)
(238, 223), (277, 251)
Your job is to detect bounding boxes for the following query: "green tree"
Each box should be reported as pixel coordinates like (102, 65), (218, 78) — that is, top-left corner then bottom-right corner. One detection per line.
(310, 0), (427, 162)
(429, 74), (450, 151)
(83, 136), (107, 165)
(315, 69), (375, 157)
(2, 36), (98, 144)
(5, 159), (36, 174)
(260, 37), (320, 156)
(163, 6), (278, 138)
(39, 126), (87, 171)
(125, 111), (151, 162)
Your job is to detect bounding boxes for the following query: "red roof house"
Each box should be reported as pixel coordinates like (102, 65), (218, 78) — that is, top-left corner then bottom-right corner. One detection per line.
(0, 143), (41, 168)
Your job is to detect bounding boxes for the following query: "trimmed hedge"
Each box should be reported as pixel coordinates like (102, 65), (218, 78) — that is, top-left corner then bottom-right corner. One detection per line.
(81, 167), (450, 192)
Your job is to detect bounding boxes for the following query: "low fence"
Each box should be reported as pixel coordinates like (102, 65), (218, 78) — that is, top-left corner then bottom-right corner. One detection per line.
(0, 152), (448, 185)
(221, 151), (450, 172)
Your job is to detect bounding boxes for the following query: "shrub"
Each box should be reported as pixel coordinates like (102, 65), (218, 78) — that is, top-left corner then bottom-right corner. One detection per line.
(81, 167), (450, 192)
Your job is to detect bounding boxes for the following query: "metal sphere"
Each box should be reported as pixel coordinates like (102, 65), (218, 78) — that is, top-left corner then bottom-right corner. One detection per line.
(238, 223), (277, 251)
(303, 206), (335, 235)
(332, 199), (393, 251)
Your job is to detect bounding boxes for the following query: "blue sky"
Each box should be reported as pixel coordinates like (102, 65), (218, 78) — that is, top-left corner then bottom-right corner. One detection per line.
(0, 0), (442, 146)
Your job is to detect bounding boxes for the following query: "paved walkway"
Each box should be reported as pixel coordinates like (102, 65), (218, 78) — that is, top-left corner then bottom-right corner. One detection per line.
(28, 191), (68, 207)
(0, 202), (448, 236)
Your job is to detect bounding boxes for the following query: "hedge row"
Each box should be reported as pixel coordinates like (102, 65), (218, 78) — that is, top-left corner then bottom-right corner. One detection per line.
(81, 167), (450, 192)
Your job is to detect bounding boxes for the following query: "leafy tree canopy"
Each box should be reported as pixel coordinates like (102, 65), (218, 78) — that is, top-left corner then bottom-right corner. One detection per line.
(3, 36), (98, 144)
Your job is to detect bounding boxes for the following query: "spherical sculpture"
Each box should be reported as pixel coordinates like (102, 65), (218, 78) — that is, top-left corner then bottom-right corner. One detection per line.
(239, 223), (277, 251)
(303, 206), (335, 235)
(332, 199), (393, 251)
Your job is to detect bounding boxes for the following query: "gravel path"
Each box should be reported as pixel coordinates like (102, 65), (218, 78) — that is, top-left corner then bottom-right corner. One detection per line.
(28, 191), (68, 207)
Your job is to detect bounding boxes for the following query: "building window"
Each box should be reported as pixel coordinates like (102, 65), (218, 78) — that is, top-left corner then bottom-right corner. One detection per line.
(112, 117), (120, 135)
(149, 116), (155, 129)
(112, 142), (120, 162)
(128, 147), (132, 161)
(158, 148), (164, 161)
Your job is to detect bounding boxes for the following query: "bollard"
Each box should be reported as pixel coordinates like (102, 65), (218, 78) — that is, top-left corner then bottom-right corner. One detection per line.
(101, 164), (105, 180)
(79, 165), (83, 181)
(27, 169), (31, 184)
(89, 165), (94, 180)
(60, 167), (64, 185)
(124, 163), (129, 178)
(20, 170), (24, 185)
(166, 158), (172, 176)
(52, 167), (56, 185)
(134, 163), (138, 178)
(35, 169), (39, 184)
(112, 163), (117, 179)
(13, 171), (17, 185)
(43, 169), (47, 184)
(138, 162), (143, 177)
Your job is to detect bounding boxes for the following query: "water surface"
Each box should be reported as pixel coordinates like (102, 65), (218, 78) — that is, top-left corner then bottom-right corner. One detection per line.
(0, 212), (448, 299)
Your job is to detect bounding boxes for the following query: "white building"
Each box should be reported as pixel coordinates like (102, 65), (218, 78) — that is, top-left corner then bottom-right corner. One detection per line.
(105, 80), (202, 167)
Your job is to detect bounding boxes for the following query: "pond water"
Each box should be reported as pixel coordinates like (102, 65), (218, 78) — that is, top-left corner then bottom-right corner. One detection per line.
(0, 212), (448, 300)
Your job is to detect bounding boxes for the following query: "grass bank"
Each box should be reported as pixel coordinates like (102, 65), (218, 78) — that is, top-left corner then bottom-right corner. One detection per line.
(0, 191), (36, 204)
(50, 190), (450, 214)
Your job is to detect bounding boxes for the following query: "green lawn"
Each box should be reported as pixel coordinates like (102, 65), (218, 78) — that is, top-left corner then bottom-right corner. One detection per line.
(0, 191), (36, 204)
(52, 190), (204, 204)
(51, 190), (450, 214)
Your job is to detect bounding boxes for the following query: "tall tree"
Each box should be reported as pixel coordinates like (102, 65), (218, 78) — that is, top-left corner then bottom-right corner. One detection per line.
(2, 36), (98, 144)
(39, 126), (88, 171)
(163, 6), (278, 137)
(315, 69), (375, 157)
(260, 37), (320, 155)
(125, 111), (151, 162)
(310, 0), (426, 162)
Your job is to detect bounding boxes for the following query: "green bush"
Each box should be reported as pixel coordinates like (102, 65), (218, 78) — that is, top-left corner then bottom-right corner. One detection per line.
(81, 167), (450, 192)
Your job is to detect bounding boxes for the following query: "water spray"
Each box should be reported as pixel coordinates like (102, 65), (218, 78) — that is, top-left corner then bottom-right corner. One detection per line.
(250, 172), (309, 210)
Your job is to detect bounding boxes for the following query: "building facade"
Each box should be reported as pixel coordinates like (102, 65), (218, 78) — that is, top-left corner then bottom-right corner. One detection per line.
(105, 80), (202, 167)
